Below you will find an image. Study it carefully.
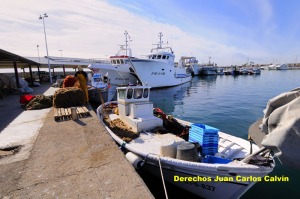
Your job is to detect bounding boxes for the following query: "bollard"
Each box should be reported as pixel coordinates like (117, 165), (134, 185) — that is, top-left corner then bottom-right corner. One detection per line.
(71, 107), (78, 120)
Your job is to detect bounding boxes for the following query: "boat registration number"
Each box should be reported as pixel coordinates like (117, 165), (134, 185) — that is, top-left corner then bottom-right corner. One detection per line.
(186, 182), (216, 191)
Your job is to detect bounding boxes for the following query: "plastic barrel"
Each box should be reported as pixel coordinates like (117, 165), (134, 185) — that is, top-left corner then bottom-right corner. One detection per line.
(160, 138), (177, 158)
(176, 141), (199, 162)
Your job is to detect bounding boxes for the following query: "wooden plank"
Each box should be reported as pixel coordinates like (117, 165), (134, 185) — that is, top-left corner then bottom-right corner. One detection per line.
(82, 106), (89, 113)
(82, 106), (90, 116)
(64, 108), (69, 116)
(57, 108), (61, 116)
(54, 108), (59, 121)
(54, 108), (58, 117)
(61, 108), (66, 116)
(67, 108), (71, 116)
(77, 107), (84, 114)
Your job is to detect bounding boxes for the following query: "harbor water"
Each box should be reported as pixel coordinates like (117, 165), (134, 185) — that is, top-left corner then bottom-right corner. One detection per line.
(140, 70), (300, 199)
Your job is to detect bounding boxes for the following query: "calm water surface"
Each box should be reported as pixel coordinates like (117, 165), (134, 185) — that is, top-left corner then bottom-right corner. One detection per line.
(143, 70), (300, 199)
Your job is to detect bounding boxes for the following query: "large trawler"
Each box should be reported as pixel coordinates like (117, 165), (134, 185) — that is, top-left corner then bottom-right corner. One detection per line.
(88, 31), (140, 87)
(128, 33), (192, 88)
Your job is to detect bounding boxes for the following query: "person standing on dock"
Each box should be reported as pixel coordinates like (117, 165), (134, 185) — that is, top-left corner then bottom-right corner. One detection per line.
(75, 66), (89, 103)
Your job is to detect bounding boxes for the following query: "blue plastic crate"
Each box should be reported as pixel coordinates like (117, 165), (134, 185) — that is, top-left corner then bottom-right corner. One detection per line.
(189, 134), (219, 143)
(201, 147), (218, 156)
(190, 124), (219, 135)
(201, 143), (218, 147)
(203, 156), (232, 164)
(189, 124), (219, 147)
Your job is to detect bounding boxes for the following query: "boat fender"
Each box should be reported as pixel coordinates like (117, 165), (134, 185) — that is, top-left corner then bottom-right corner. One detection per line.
(119, 142), (126, 151)
(125, 152), (144, 169)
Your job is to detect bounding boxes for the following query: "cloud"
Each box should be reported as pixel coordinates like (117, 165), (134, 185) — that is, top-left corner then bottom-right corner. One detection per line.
(0, 0), (298, 65)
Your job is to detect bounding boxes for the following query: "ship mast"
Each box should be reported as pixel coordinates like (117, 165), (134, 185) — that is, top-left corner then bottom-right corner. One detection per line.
(158, 32), (163, 49)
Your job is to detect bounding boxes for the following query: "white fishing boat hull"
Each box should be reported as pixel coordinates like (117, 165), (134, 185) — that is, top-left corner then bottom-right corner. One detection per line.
(267, 64), (277, 70)
(97, 102), (275, 199)
(88, 63), (139, 86)
(129, 59), (192, 88)
(276, 64), (289, 70)
(141, 161), (265, 199)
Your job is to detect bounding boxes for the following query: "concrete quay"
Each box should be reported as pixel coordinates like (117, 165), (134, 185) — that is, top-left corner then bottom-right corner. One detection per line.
(0, 84), (153, 199)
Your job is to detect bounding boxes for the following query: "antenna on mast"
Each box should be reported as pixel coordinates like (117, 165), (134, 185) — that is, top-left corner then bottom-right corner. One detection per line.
(158, 32), (163, 48)
(124, 30), (129, 56)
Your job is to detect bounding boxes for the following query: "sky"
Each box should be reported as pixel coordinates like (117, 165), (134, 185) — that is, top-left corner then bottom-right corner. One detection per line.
(1, 0), (299, 66)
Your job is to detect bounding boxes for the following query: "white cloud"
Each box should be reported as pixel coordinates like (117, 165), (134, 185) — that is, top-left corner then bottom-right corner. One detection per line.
(0, 0), (297, 66)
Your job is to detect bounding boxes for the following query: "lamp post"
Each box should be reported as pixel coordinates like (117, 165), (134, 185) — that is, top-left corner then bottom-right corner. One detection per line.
(37, 45), (40, 63)
(39, 13), (52, 84)
(59, 49), (63, 58)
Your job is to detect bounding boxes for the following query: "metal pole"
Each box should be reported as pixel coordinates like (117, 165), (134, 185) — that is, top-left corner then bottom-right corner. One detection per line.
(40, 13), (52, 84)
(37, 45), (40, 63)
(59, 49), (63, 58)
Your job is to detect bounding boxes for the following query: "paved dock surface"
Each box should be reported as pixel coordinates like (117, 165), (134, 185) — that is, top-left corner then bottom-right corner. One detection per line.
(0, 84), (153, 198)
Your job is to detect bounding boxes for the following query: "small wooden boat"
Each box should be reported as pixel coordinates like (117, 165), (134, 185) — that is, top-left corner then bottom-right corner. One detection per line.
(96, 86), (275, 199)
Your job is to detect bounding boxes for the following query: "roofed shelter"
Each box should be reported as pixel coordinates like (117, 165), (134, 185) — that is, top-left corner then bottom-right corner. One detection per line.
(0, 49), (40, 87)
(1, 49), (96, 88)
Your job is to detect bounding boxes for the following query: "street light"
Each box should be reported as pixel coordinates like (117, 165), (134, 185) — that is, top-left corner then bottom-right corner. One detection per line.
(39, 13), (52, 84)
(37, 45), (40, 63)
(59, 49), (63, 58)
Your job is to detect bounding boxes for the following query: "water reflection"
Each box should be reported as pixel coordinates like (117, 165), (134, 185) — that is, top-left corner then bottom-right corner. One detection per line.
(150, 81), (193, 114)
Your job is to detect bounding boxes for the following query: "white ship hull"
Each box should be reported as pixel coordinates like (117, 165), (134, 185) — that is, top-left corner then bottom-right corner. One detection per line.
(129, 59), (192, 88)
(89, 63), (139, 86)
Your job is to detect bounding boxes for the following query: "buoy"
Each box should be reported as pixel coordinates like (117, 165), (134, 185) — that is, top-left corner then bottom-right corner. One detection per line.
(176, 141), (199, 162)
(160, 138), (177, 158)
(125, 152), (144, 169)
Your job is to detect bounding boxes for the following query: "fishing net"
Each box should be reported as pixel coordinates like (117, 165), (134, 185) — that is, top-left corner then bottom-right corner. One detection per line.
(26, 95), (53, 110)
(62, 75), (80, 88)
(53, 87), (85, 108)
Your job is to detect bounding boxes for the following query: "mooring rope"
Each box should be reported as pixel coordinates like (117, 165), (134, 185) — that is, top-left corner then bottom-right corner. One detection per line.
(158, 155), (168, 199)
(144, 153), (168, 199)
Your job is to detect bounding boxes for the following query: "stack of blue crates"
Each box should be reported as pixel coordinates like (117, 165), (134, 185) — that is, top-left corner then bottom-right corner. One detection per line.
(188, 124), (219, 156)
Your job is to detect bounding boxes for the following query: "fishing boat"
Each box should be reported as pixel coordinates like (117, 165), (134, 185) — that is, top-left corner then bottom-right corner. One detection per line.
(267, 64), (277, 70)
(249, 66), (261, 75)
(88, 31), (140, 87)
(200, 57), (218, 76)
(96, 85), (275, 199)
(178, 56), (201, 76)
(88, 73), (117, 103)
(276, 64), (289, 70)
(216, 67), (224, 75)
(128, 32), (192, 88)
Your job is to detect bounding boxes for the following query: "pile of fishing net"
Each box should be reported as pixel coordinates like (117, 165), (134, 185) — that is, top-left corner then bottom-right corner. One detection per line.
(153, 108), (189, 140)
(53, 87), (85, 108)
(62, 75), (80, 88)
(25, 95), (53, 110)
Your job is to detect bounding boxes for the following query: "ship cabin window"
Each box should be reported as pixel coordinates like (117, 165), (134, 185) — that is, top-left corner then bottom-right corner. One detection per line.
(127, 88), (133, 99)
(152, 55), (157, 59)
(166, 56), (169, 59)
(118, 89), (126, 99)
(133, 88), (143, 99)
(116, 59), (120, 64)
(120, 59), (124, 64)
(143, 88), (149, 98)
(162, 55), (166, 59)
(157, 55), (162, 59)
(112, 60), (116, 64)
